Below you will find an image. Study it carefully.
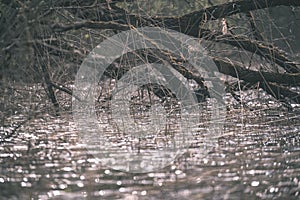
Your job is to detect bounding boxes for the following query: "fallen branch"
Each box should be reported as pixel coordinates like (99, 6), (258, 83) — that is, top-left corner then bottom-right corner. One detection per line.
(214, 58), (300, 85)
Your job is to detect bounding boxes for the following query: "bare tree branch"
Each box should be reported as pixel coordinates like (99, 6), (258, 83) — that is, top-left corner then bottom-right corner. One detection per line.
(167, 0), (300, 34)
(52, 21), (130, 32)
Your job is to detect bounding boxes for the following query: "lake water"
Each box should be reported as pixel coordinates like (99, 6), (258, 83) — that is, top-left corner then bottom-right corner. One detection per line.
(1, 85), (300, 200)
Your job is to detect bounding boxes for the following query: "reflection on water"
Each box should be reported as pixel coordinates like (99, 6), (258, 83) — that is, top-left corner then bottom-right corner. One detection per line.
(1, 87), (300, 200)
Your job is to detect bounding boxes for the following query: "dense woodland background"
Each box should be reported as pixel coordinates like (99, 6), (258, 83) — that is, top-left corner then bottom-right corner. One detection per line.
(1, 0), (300, 118)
